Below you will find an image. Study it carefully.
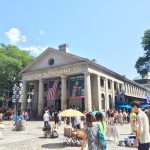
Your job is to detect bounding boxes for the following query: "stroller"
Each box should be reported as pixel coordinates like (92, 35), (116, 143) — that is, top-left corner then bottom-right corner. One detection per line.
(42, 121), (51, 138)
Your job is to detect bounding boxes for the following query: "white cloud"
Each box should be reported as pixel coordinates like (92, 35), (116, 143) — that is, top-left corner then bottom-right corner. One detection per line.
(5, 28), (27, 44)
(39, 30), (45, 35)
(23, 45), (48, 56)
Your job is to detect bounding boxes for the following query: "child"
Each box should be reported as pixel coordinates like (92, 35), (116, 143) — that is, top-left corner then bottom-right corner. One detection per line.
(106, 122), (119, 143)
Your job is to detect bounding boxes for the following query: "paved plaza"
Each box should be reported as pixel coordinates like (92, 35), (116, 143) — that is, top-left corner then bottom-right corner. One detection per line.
(0, 121), (137, 150)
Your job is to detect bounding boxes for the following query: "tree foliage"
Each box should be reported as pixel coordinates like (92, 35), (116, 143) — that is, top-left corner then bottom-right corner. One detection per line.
(0, 44), (34, 100)
(135, 30), (150, 78)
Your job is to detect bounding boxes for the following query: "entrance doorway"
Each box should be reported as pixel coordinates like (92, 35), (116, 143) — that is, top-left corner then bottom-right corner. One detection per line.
(55, 99), (61, 111)
(68, 97), (85, 112)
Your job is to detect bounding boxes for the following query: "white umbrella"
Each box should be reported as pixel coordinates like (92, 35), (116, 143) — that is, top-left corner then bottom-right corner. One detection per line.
(58, 109), (84, 117)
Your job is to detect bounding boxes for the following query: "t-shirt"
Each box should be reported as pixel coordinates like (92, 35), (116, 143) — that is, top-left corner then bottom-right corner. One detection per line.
(43, 112), (50, 122)
(130, 112), (136, 122)
(137, 110), (150, 143)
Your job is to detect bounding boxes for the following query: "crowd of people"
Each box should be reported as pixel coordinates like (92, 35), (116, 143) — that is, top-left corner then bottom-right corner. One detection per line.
(42, 102), (150, 150)
(0, 101), (150, 150)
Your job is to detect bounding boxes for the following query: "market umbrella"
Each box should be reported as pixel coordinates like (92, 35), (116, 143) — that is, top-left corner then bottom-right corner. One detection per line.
(58, 109), (84, 117)
(140, 103), (148, 110)
(116, 105), (132, 109)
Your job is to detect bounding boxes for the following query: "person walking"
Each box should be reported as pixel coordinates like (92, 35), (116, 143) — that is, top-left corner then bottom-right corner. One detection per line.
(54, 110), (59, 129)
(129, 108), (137, 134)
(74, 116), (81, 129)
(132, 101), (150, 150)
(95, 112), (106, 138)
(145, 105), (150, 132)
(81, 113), (100, 150)
(43, 109), (50, 129)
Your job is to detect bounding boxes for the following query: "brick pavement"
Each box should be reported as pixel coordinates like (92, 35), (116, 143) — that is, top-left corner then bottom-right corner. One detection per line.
(0, 121), (137, 150)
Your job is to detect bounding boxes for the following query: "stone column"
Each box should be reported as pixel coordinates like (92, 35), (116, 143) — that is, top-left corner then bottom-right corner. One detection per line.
(117, 82), (120, 100)
(105, 79), (109, 111)
(32, 82), (38, 116)
(121, 84), (125, 102)
(37, 79), (44, 118)
(125, 83), (127, 95)
(97, 75), (102, 111)
(61, 76), (67, 110)
(21, 81), (27, 112)
(112, 81), (115, 108)
(91, 75), (100, 111)
(84, 72), (92, 112)
(97, 75), (101, 111)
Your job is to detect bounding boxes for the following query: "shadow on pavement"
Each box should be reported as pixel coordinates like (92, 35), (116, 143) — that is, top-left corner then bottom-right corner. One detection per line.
(41, 143), (66, 149)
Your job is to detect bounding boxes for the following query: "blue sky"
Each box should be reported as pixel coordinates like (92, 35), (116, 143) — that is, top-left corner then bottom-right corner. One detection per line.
(0, 0), (150, 80)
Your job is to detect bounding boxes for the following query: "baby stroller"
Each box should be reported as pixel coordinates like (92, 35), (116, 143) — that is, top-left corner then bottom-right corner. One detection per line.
(42, 121), (51, 138)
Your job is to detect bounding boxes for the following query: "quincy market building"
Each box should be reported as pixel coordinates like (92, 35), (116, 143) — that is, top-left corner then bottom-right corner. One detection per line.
(21, 44), (150, 117)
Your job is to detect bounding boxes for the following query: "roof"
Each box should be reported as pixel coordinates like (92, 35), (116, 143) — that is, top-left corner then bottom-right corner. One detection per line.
(21, 46), (150, 92)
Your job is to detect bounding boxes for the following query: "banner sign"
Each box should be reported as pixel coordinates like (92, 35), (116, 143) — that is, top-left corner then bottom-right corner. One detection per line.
(69, 76), (84, 97)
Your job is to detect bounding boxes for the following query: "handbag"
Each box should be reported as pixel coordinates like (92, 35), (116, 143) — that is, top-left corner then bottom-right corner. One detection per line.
(97, 124), (107, 150)
(51, 129), (59, 138)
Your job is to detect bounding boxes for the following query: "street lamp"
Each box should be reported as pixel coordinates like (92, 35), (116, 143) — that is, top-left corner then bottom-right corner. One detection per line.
(12, 81), (23, 126)
(27, 89), (34, 111)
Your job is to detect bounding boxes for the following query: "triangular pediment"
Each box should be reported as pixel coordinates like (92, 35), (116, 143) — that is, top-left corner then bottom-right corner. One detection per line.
(22, 47), (88, 73)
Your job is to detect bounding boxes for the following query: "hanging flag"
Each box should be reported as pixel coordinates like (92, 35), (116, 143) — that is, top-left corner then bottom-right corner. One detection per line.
(146, 96), (150, 104)
(47, 80), (59, 100)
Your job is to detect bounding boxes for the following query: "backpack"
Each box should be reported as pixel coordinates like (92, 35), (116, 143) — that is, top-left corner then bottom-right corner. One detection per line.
(98, 125), (107, 150)
(51, 129), (59, 138)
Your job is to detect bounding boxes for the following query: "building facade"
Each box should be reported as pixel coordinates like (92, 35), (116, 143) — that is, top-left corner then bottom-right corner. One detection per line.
(134, 79), (150, 89)
(21, 44), (150, 117)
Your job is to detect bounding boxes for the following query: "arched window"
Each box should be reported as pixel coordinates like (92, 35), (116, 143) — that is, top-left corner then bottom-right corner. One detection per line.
(108, 80), (111, 89)
(115, 96), (117, 101)
(101, 93), (105, 110)
(120, 97), (122, 102)
(100, 78), (104, 87)
(114, 82), (117, 91)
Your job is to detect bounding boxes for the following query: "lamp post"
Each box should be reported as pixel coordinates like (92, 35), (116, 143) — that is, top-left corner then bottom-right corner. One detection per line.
(27, 90), (34, 111)
(12, 82), (23, 127)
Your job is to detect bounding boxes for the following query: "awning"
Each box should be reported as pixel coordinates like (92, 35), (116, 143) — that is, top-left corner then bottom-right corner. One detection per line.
(116, 104), (132, 109)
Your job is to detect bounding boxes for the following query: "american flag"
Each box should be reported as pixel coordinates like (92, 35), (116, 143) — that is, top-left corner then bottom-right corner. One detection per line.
(47, 80), (59, 100)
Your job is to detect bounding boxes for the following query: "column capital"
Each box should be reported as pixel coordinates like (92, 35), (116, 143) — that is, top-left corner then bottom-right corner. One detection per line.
(84, 72), (90, 77)
(104, 78), (108, 82)
(112, 80), (114, 83)
(61, 75), (67, 79)
(96, 74), (101, 77)
(39, 79), (44, 82)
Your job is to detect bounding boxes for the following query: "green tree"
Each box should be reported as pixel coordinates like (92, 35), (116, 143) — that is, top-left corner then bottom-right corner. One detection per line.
(0, 44), (34, 101)
(135, 30), (150, 78)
